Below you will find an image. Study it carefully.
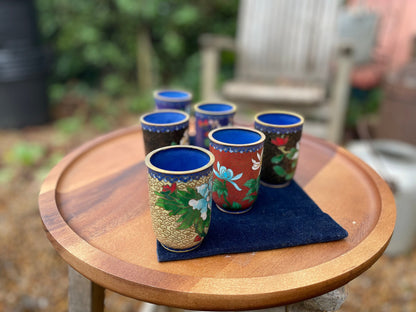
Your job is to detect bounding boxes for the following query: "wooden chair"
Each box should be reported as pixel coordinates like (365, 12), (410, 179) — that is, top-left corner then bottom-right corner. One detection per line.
(199, 0), (353, 144)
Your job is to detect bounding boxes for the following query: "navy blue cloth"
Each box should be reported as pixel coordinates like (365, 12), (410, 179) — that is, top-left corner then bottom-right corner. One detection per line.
(157, 181), (348, 262)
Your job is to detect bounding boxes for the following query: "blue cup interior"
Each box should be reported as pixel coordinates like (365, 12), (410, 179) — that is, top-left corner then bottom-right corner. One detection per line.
(212, 128), (262, 145)
(157, 91), (190, 100)
(198, 103), (234, 112)
(257, 113), (302, 126)
(150, 147), (211, 171)
(143, 111), (187, 124)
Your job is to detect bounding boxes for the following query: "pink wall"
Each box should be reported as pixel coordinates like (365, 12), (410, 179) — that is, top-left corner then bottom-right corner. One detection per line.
(348, 0), (416, 73)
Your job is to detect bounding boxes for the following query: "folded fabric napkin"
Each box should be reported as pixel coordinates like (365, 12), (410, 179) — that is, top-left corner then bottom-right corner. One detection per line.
(157, 181), (348, 262)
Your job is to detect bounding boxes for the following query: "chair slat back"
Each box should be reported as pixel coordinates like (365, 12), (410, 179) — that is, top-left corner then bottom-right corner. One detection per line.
(235, 0), (341, 84)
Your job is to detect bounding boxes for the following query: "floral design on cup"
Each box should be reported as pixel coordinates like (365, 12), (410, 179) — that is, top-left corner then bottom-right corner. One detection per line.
(154, 181), (212, 241)
(209, 127), (265, 214)
(140, 110), (190, 155)
(146, 145), (214, 252)
(254, 110), (304, 188)
(194, 102), (237, 149)
(213, 162), (243, 191)
(212, 158), (261, 212)
(270, 136), (300, 180)
(197, 118), (221, 148)
(251, 152), (262, 170)
(188, 183), (212, 221)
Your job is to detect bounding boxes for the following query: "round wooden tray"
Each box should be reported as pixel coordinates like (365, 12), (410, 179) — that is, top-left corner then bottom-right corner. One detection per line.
(39, 126), (395, 310)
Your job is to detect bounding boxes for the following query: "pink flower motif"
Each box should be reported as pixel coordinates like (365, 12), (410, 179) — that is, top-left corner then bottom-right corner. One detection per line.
(198, 119), (209, 127)
(271, 136), (289, 146)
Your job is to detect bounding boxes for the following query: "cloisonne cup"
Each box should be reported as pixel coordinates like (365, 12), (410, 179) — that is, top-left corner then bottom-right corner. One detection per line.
(208, 127), (265, 214)
(145, 145), (215, 252)
(140, 109), (190, 155)
(194, 102), (237, 149)
(153, 89), (193, 112)
(254, 111), (304, 188)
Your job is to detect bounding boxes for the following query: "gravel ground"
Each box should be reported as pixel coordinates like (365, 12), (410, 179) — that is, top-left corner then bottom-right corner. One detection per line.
(0, 122), (415, 312)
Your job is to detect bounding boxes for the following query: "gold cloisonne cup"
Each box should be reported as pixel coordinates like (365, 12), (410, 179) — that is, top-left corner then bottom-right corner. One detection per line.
(145, 145), (215, 252)
(254, 111), (304, 188)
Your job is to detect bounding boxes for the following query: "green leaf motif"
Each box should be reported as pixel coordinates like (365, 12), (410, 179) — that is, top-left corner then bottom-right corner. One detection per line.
(231, 202), (242, 210)
(244, 178), (258, 191)
(291, 159), (298, 169)
(287, 148), (298, 160)
(213, 179), (228, 198)
(154, 186), (209, 236)
(285, 172), (294, 180)
(273, 165), (287, 177)
(243, 194), (257, 202)
(271, 154), (284, 164)
(243, 177), (259, 203)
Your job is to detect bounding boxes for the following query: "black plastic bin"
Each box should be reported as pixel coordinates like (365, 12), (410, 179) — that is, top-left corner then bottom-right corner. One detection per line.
(0, 0), (40, 47)
(0, 0), (49, 128)
(0, 47), (49, 128)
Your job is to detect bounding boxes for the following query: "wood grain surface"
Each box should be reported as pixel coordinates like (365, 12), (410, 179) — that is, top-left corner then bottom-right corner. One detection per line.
(38, 126), (396, 310)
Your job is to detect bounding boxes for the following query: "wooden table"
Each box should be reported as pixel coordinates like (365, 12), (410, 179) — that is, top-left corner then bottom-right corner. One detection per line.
(38, 126), (395, 312)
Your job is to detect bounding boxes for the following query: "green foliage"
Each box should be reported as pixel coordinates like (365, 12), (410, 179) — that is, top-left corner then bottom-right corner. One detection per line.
(128, 94), (153, 113)
(54, 116), (84, 135)
(346, 88), (383, 127)
(0, 168), (16, 184)
(35, 0), (238, 101)
(4, 143), (46, 167)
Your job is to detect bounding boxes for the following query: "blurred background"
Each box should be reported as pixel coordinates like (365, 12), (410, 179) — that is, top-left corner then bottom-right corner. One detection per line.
(0, 0), (415, 311)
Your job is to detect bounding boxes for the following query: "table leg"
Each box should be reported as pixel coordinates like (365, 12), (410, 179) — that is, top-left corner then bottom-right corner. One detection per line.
(68, 266), (105, 312)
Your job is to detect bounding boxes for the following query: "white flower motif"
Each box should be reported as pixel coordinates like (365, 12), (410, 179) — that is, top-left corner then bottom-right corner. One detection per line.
(292, 142), (300, 160)
(180, 129), (189, 145)
(252, 152), (262, 170)
(213, 161), (243, 191)
(208, 119), (220, 128)
(188, 183), (211, 220)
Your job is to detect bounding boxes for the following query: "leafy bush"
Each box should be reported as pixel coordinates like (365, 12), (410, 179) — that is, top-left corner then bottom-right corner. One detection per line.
(35, 0), (238, 101)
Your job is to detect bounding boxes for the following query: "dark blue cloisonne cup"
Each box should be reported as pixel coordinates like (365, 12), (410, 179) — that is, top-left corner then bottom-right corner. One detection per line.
(194, 102), (237, 149)
(254, 111), (304, 188)
(153, 89), (193, 112)
(140, 109), (189, 155)
(145, 145), (215, 252)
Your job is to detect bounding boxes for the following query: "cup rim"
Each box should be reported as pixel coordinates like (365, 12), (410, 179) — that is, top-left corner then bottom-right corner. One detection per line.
(254, 110), (304, 128)
(193, 101), (237, 116)
(140, 109), (190, 127)
(208, 126), (266, 147)
(153, 89), (193, 102)
(145, 145), (215, 175)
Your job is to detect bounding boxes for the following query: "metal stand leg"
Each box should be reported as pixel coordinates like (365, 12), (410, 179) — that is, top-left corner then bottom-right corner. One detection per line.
(68, 266), (105, 312)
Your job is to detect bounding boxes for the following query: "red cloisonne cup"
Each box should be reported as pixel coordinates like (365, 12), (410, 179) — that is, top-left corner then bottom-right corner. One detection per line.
(208, 127), (265, 214)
